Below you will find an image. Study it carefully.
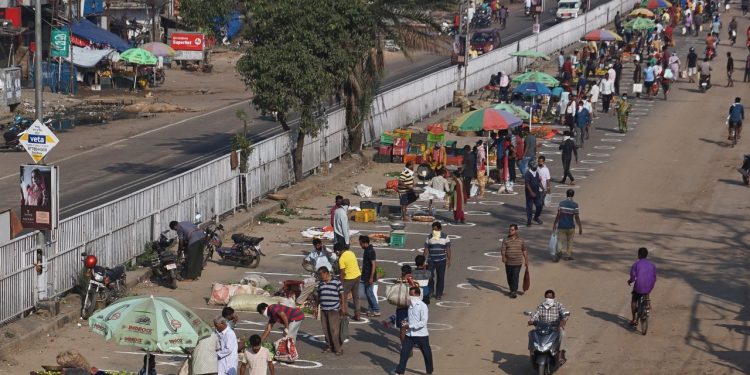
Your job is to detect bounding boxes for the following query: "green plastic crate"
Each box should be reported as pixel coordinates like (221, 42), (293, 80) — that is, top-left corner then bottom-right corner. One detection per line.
(390, 230), (406, 248)
(427, 132), (446, 144)
(380, 133), (395, 145)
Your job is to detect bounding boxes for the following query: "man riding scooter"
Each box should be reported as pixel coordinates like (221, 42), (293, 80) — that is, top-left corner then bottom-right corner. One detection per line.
(527, 290), (570, 367)
(699, 56), (713, 91)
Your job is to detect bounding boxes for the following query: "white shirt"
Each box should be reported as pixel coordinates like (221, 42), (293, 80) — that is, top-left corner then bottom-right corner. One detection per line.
(589, 84), (600, 102)
(192, 334), (219, 375)
(405, 297), (429, 337)
(600, 79), (614, 95)
(538, 165), (551, 190)
(216, 326), (238, 375)
(241, 347), (272, 375)
(304, 248), (337, 272)
(607, 68), (616, 82)
(582, 100), (593, 114)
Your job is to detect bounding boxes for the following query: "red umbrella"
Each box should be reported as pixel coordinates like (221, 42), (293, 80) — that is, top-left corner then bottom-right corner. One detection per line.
(582, 29), (623, 41)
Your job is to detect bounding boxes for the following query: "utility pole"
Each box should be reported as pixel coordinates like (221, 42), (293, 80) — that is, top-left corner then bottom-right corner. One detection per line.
(463, 0), (470, 92)
(456, 1), (464, 91)
(34, 0), (43, 121)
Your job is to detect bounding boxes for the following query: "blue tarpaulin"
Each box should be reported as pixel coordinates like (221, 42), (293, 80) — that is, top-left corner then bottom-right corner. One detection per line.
(30, 61), (78, 95)
(64, 19), (131, 52)
(83, 0), (105, 16)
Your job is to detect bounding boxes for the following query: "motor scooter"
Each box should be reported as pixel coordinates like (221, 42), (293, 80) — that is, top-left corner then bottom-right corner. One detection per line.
(738, 154), (750, 186)
(150, 230), (179, 289)
(524, 310), (571, 375)
(80, 253), (127, 319)
(698, 74), (711, 92)
(212, 233), (265, 268)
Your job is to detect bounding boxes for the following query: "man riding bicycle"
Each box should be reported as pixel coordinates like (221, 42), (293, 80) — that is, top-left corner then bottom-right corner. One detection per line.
(728, 97), (745, 141)
(627, 247), (656, 327)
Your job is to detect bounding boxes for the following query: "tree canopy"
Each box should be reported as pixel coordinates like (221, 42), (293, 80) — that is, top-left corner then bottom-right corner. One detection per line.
(178, 0), (236, 36)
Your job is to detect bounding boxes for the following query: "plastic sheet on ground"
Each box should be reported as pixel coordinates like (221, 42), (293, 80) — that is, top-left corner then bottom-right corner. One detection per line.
(419, 186), (446, 201)
(300, 227), (359, 240)
(355, 184), (373, 198)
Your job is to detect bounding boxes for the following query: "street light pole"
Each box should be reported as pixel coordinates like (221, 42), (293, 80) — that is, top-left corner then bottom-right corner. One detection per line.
(34, 0), (43, 121)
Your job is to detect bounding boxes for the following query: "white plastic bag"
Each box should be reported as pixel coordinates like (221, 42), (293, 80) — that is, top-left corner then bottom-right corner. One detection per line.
(548, 232), (559, 257)
(355, 184), (373, 198)
(470, 183), (479, 197)
(386, 282), (410, 307)
(544, 194), (552, 207)
(241, 274), (269, 288)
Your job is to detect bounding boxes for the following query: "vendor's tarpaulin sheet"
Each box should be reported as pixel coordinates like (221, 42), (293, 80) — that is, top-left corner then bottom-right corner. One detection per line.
(300, 227), (360, 240)
(64, 19), (131, 52)
(64, 46), (114, 68)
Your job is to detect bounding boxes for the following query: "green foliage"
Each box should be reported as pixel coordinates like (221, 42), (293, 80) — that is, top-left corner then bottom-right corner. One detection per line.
(375, 265), (386, 278)
(136, 241), (158, 268)
(231, 132), (253, 173)
(178, 0), (235, 36)
(257, 214), (286, 224)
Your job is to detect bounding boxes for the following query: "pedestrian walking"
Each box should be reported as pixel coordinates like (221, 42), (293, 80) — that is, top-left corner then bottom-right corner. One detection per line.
(316, 266), (345, 355)
(643, 62), (656, 99)
(239, 334), (275, 375)
(693, 12), (703, 36)
(333, 199), (350, 247)
(170, 220), (204, 281)
(449, 170), (467, 223)
(599, 78), (614, 112)
(557, 50), (566, 77)
(613, 60), (623, 95)
(330, 195), (342, 226)
(687, 47), (698, 83)
(575, 101), (591, 148)
(381, 264), (419, 344)
(552, 189), (583, 261)
(257, 302), (305, 342)
(615, 94), (632, 134)
(521, 128), (537, 175)
(461, 145), (477, 199)
(336, 242), (362, 321)
(393, 286), (434, 375)
(499, 5), (508, 29)
(524, 160), (544, 226)
(537, 156), (551, 206)
(744, 52), (750, 82)
(214, 317), (238, 375)
(668, 52), (681, 82)
(588, 81), (600, 118)
(423, 221), (451, 301)
(192, 333), (219, 375)
(359, 235), (380, 317)
(726, 52), (734, 87)
(397, 161), (416, 221)
(501, 224), (529, 298)
(558, 131), (578, 185)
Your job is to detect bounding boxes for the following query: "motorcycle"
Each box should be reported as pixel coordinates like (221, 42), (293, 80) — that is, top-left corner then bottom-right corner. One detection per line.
(728, 29), (736, 46)
(80, 253), (127, 319)
(150, 230), (180, 289)
(138, 66), (166, 86)
(3, 115), (32, 151)
(471, 14), (492, 29)
(698, 74), (711, 92)
(738, 154), (750, 186)
(704, 46), (715, 60)
(524, 310), (571, 375)
(203, 222), (224, 268)
(212, 233), (265, 268)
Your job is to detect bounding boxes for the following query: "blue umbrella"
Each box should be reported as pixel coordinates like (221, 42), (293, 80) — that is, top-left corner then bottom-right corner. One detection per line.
(512, 82), (552, 96)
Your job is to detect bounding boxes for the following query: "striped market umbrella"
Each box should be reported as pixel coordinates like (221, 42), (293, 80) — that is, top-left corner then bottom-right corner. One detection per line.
(624, 17), (656, 30)
(141, 42), (176, 57)
(511, 71), (560, 87)
(629, 8), (655, 17)
(454, 108), (523, 132)
(641, 0), (671, 9)
(492, 103), (531, 120)
(512, 82), (552, 96)
(582, 29), (623, 42)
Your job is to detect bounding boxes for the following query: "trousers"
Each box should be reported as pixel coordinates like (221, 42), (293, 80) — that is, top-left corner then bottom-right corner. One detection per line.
(561, 158), (574, 183)
(505, 264), (522, 293)
(320, 309), (342, 353)
(341, 278), (360, 316)
(525, 194), (543, 224)
(557, 228), (576, 257)
(428, 260), (447, 298)
(395, 335), (434, 374)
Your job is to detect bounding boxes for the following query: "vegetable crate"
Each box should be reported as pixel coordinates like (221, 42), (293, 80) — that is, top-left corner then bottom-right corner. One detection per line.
(355, 209), (377, 222)
(393, 129), (412, 141)
(389, 230), (406, 248)
(378, 145), (392, 156)
(403, 154), (418, 165)
(427, 132), (446, 145)
(380, 132), (395, 145)
(409, 144), (426, 154)
(411, 133), (428, 144)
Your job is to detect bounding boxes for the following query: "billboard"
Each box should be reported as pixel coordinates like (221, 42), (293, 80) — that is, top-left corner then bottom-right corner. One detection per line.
(19, 165), (58, 230)
(170, 33), (205, 51)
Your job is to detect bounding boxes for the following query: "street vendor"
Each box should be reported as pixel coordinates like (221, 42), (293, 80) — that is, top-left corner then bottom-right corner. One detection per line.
(305, 238), (338, 275)
(257, 302), (305, 341)
(424, 142), (448, 171)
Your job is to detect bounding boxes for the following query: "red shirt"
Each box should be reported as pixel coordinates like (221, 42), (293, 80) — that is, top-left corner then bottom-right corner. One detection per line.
(514, 136), (525, 159)
(330, 204), (338, 226)
(267, 304), (305, 324)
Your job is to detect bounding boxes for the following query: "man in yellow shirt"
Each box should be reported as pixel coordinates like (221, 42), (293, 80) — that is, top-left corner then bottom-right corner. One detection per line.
(336, 242), (362, 321)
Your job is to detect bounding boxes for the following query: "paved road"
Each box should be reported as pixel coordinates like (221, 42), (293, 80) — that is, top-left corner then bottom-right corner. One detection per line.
(0, 0), (616, 218)
(5, 14), (750, 374)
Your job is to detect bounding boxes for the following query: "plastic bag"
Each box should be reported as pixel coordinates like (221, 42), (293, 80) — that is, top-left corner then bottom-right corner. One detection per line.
(241, 274), (269, 288)
(209, 283), (270, 305)
(470, 183), (479, 197)
(355, 184), (373, 198)
(358, 283), (379, 300)
(544, 194), (551, 207)
(386, 282), (410, 307)
(548, 232), (559, 257)
(227, 294), (283, 311)
(275, 337), (299, 363)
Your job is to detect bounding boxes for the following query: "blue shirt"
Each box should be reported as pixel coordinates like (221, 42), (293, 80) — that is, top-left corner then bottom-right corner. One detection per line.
(557, 198), (579, 229)
(405, 298), (429, 337)
(644, 66), (655, 82)
(424, 232), (450, 262)
(729, 103), (744, 122)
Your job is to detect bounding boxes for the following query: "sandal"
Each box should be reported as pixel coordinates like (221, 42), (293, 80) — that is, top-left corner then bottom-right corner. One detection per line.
(367, 312), (381, 317)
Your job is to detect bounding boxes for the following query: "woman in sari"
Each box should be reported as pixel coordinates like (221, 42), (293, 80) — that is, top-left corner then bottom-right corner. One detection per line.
(450, 170), (466, 224)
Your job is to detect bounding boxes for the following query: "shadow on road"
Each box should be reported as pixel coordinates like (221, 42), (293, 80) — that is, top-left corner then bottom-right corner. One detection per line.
(581, 306), (631, 331)
(698, 137), (733, 148)
(716, 178), (745, 186)
(464, 277), (508, 294)
(360, 350), (398, 373)
(489, 349), (531, 374)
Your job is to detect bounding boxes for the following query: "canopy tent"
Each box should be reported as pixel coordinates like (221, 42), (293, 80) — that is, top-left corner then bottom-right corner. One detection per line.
(63, 46), (114, 68)
(64, 19), (131, 52)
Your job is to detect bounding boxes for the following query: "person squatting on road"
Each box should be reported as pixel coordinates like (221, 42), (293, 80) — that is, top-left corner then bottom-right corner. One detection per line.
(628, 247), (657, 328)
(170, 220), (204, 281)
(316, 266), (345, 355)
(393, 286), (434, 375)
(502, 224), (529, 299)
(423, 221), (451, 301)
(552, 189), (583, 261)
(257, 302), (305, 342)
(528, 290), (569, 363)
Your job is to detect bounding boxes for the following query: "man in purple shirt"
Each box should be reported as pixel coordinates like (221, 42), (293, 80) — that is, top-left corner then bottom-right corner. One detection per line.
(627, 247), (656, 327)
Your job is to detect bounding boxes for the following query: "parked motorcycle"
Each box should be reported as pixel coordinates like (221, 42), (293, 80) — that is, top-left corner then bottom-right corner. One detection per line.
(524, 310), (571, 375)
(203, 222), (224, 268)
(738, 154), (750, 186)
(150, 230), (180, 289)
(212, 233), (264, 268)
(698, 74), (711, 92)
(80, 254), (127, 319)
(3, 115), (31, 151)
(138, 66), (166, 86)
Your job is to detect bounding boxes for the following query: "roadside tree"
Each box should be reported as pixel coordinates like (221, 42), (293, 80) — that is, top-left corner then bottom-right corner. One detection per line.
(179, 0), (236, 36)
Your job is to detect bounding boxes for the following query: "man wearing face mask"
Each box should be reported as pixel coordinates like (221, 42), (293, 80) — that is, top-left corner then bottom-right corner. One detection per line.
(524, 160), (544, 227)
(333, 199), (351, 248)
(527, 290), (569, 363)
(393, 286), (434, 375)
(423, 222), (451, 301)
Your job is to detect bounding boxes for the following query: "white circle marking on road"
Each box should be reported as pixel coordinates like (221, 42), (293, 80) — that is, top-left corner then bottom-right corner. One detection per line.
(586, 153), (610, 157)
(539, 151), (561, 155)
(447, 222), (477, 227)
(467, 265), (500, 271)
(601, 138), (623, 142)
(594, 145), (615, 150)
(464, 211), (491, 216)
(549, 193), (566, 197)
(279, 360), (324, 369)
(348, 317), (371, 325)
(484, 251), (503, 258)
(479, 200), (508, 205)
(378, 278), (399, 285)
(571, 167), (595, 172)
(436, 301), (471, 308)
(426, 323), (453, 331)
(581, 160), (604, 164)
(555, 184), (580, 189)
(604, 133), (627, 137)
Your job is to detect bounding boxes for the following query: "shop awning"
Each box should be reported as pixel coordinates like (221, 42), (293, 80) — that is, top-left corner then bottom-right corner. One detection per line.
(64, 19), (131, 52)
(63, 46), (114, 68)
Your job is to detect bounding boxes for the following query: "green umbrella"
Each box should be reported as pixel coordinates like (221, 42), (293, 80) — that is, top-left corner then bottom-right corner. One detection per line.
(509, 49), (550, 60)
(511, 71), (560, 87)
(120, 48), (158, 65)
(88, 295), (212, 353)
(492, 103), (531, 120)
(624, 17), (656, 30)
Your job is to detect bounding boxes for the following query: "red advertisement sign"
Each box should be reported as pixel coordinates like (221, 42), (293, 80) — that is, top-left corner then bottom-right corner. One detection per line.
(170, 33), (205, 51)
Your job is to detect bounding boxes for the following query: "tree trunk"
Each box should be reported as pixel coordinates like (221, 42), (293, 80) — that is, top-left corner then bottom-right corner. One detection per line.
(345, 92), (364, 154)
(348, 115), (364, 154)
(279, 111), (291, 132)
(292, 129), (305, 182)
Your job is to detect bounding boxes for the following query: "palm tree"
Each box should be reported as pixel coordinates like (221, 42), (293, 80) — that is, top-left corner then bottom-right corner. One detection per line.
(344, 0), (455, 153)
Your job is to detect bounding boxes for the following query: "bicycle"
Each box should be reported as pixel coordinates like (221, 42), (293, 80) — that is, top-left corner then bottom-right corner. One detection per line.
(634, 294), (650, 335)
(730, 125), (737, 148)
